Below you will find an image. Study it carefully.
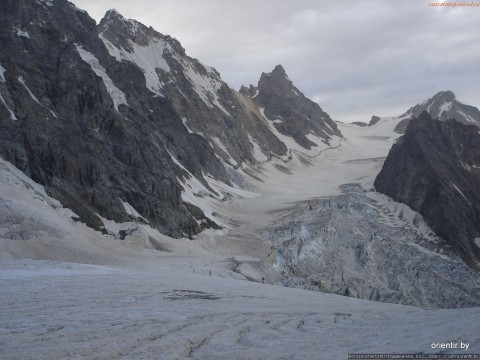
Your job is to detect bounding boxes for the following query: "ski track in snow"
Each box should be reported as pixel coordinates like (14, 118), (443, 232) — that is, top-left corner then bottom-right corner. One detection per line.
(1, 117), (480, 358)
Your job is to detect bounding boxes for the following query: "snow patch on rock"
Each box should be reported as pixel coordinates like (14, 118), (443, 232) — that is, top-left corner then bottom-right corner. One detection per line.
(15, 28), (30, 38)
(0, 63), (6, 82)
(99, 34), (171, 96)
(75, 44), (128, 111)
(0, 94), (17, 121)
(17, 76), (40, 104)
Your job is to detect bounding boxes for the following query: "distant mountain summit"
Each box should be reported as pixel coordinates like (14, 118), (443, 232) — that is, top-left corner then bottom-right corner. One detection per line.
(241, 65), (341, 149)
(394, 90), (480, 133)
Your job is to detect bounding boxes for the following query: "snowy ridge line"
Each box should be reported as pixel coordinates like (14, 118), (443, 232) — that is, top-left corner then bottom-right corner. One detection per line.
(177, 55), (231, 116)
(75, 44), (128, 110)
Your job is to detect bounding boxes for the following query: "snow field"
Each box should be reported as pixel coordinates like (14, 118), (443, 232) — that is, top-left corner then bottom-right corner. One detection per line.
(1, 259), (479, 359)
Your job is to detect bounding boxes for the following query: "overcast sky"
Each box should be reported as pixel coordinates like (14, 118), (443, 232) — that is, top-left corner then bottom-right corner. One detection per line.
(73, 0), (480, 123)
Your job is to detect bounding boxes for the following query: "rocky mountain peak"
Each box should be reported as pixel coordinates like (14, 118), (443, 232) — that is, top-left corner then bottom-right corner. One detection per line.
(242, 65), (342, 149)
(258, 64), (299, 98)
(270, 64), (288, 78)
(99, 9), (185, 55)
(393, 90), (480, 133)
(433, 90), (456, 102)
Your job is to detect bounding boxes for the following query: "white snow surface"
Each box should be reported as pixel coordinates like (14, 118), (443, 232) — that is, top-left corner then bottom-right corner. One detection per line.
(248, 134), (269, 163)
(1, 114), (479, 357)
(211, 137), (230, 158)
(475, 238), (480, 248)
(1, 258), (479, 359)
(75, 45), (128, 110)
(36, 0), (54, 6)
(100, 34), (171, 96)
(17, 76), (40, 104)
(438, 101), (452, 118)
(0, 63), (6, 82)
(452, 183), (469, 202)
(15, 28), (30, 38)
(181, 117), (195, 134)
(0, 93), (17, 121)
(168, 152), (224, 227)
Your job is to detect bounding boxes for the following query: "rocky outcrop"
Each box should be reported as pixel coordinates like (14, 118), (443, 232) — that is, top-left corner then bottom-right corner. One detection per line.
(368, 116), (381, 126)
(241, 65), (342, 149)
(394, 91), (480, 133)
(374, 111), (480, 269)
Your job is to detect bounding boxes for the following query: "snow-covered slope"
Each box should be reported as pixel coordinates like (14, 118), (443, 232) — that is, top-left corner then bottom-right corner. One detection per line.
(1, 258), (479, 359)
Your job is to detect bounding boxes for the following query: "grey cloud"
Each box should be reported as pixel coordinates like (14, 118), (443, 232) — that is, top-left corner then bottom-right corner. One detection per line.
(73, 0), (480, 122)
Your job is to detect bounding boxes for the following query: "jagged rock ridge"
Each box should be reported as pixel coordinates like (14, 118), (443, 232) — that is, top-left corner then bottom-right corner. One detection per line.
(241, 65), (342, 149)
(374, 111), (480, 269)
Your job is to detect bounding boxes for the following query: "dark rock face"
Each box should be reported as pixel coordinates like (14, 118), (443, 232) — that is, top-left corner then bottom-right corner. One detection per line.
(394, 91), (480, 133)
(0, 0), (225, 237)
(368, 116), (381, 126)
(374, 111), (480, 269)
(242, 65), (342, 149)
